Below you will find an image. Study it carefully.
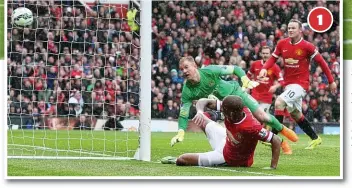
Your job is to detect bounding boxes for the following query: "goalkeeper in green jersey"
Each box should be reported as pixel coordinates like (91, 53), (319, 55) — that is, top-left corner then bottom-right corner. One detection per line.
(171, 56), (298, 146)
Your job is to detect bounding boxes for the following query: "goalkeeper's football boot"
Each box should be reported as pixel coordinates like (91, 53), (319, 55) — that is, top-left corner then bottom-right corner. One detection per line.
(280, 126), (299, 142)
(305, 136), (322, 150)
(281, 140), (292, 155)
(161, 156), (177, 164)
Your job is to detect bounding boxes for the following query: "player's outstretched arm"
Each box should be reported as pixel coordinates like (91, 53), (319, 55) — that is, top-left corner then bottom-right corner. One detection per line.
(313, 53), (337, 93)
(171, 101), (191, 147)
(206, 65), (259, 89)
(268, 81), (282, 93)
(195, 98), (217, 112)
(259, 56), (278, 79)
(269, 134), (281, 169)
(192, 98), (218, 126)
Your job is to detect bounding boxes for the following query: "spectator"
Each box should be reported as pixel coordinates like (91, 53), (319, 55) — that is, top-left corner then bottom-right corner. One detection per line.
(164, 100), (178, 120)
(73, 114), (92, 130)
(229, 49), (242, 66)
(68, 91), (84, 116)
(152, 103), (164, 119)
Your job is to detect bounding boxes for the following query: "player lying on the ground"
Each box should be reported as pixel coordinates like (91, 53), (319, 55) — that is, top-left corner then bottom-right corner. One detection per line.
(163, 96), (281, 169)
(247, 45), (292, 155)
(171, 56), (298, 147)
(258, 19), (337, 149)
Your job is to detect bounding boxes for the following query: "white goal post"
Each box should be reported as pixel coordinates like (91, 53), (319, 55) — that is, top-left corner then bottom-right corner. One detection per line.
(136, 0), (151, 161)
(7, 0), (151, 161)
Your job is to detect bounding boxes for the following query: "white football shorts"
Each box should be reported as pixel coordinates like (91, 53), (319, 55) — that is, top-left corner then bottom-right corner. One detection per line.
(198, 121), (226, 166)
(278, 84), (306, 113)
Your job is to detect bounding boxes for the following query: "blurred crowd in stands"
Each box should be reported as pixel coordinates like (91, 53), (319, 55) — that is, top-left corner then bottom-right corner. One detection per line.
(7, 0), (340, 128)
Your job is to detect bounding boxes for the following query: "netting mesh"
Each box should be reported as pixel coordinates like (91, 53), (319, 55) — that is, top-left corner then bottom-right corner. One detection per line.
(7, 0), (142, 159)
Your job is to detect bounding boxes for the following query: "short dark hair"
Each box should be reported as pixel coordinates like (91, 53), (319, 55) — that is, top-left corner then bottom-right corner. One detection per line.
(260, 46), (272, 53)
(289, 19), (303, 29)
(222, 95), (244, 117)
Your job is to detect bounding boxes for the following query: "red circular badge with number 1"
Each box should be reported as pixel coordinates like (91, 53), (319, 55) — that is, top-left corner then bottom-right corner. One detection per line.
(307, 7), (334, 33)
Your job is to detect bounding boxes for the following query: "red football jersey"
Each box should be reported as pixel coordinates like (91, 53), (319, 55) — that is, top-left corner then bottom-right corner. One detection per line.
(223, 107), (273, 167)
(272, 37), (318, 90)
(247, 60), (283, 104)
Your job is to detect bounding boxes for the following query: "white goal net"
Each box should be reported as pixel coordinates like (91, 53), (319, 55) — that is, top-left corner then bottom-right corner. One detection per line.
(7, 0), (151, 161)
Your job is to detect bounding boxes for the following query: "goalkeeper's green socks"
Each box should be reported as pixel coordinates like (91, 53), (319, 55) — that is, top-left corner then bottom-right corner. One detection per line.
(267, 114), (283, 131)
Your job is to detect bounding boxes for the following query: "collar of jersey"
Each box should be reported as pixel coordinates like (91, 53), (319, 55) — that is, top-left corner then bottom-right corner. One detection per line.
(289, 37), (303, 45)
(186, 71), (202, 86)
(233, 112), (247, 125)
(186, 79), (201, 87)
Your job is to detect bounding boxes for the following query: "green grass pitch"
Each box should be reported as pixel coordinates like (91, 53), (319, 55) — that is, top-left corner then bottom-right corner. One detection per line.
(7, 131), (340, 177)
(344, 0), (352, 59)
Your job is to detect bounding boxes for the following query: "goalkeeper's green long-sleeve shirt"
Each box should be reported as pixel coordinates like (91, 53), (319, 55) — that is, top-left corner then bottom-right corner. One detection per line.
(178, 65), (246, 130)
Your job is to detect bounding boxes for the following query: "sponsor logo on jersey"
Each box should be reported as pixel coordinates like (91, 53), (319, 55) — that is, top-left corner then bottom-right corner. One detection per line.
(285, 58), (299, 64)
(295, 49), (303, 56)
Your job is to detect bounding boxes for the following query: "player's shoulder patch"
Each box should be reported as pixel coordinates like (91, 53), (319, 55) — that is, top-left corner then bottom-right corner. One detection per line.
(180, 109), (188, 117)
(258, 128), (269, 139)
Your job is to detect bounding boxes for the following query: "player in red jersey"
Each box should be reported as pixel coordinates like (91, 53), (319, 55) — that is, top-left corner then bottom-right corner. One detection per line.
(247, 46), (292, 155)
(258, 19), (337, 149)
(248, 46), (284, 111)
(161, 96), (281, 169)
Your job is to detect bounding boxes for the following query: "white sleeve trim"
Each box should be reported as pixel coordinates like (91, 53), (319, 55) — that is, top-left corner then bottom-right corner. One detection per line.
(310, 49), (318, 60)
(216, 100), (221, 111)
(266, 131), (274, 142)
(260, 128), (274, 142)
(272, 53), (279, 58)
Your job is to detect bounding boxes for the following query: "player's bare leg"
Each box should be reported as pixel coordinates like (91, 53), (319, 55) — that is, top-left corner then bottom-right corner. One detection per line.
(175, 154), (199, 166)
(176, 121), (226, 166)
(163, 117), (226, 166)
(290, 109), (322, 149)
(271, 97), (295, 154)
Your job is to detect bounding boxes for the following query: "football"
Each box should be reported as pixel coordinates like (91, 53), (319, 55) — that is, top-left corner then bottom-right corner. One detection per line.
(12, 7), (33, 26)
